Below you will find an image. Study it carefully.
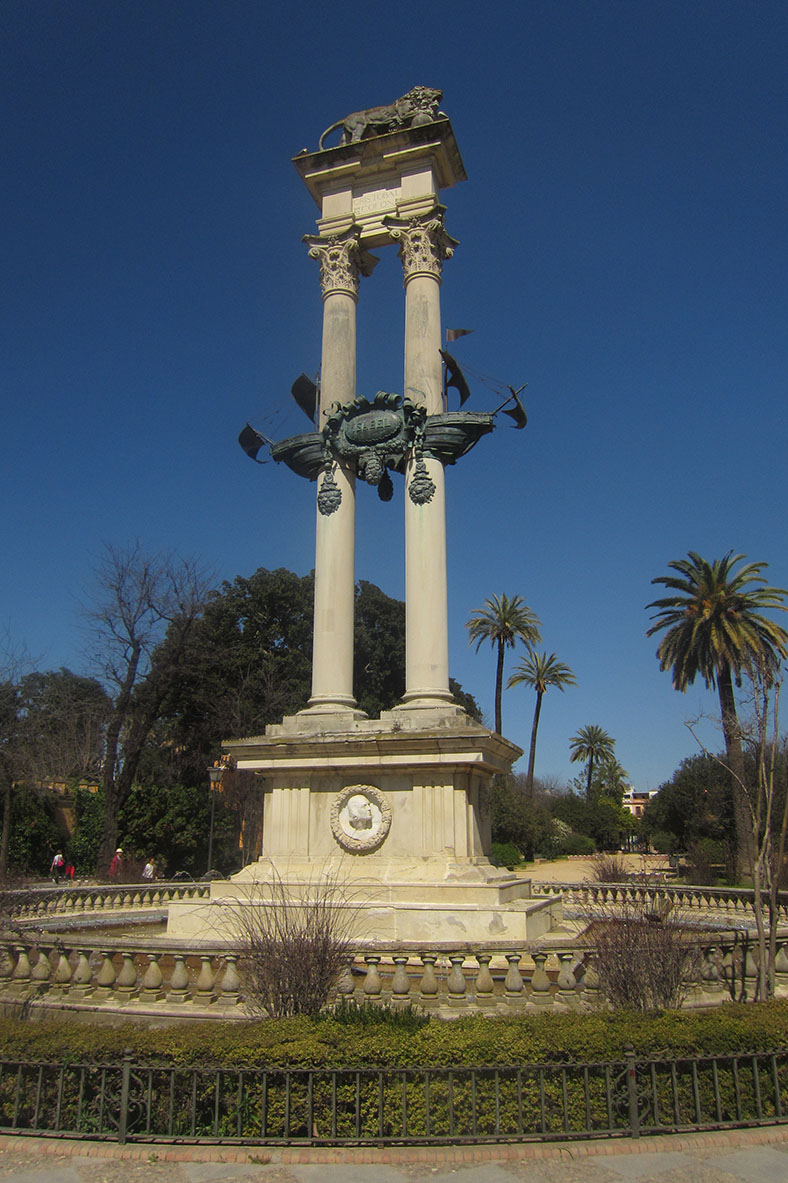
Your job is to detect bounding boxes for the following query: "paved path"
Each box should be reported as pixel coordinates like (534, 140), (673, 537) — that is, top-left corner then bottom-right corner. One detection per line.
(1, 1128), (788, 1182)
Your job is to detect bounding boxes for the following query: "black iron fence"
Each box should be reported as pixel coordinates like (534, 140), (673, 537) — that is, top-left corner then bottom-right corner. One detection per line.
(0, 1047), (785, 1145)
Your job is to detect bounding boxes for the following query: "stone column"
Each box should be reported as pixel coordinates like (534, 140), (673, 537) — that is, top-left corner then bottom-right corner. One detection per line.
(388, 209), (458, 710)
(302, 228), (372, 714)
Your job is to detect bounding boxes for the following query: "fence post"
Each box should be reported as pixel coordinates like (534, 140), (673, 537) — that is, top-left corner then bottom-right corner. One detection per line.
(118, 1048), (133, 1144)
(624, 1043), (640, 1138)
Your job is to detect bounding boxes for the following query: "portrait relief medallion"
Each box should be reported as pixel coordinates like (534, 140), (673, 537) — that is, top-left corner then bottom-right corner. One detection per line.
(330, 784), (392, 853)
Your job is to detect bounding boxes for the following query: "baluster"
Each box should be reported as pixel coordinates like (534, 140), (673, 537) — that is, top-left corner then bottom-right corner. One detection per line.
(474, 953), (495, 1006)
(93, 951), (117, 1000)
(115, 951), (139, 1001)
(529, 951), (553, 1005)
(390, 955), (411, 1005)
(362, 955), (382, 999)
(52, 950), (72, 990)
(218, 954), (241, 1007)
(0, 943), (15, 981)
(446, 954), (467, 1007)
(775, 939), (788, 987)
(194, 955), (217, 1005)
(336, 957), (355, 999)
(10, 945), (31, 993)
(70, 950), (93, 999)
(701, 945), (723, 994)
(580, 954), (601, 1005)
(141, 953), (165, 1002)
(744, 942), (759, 993)
(31, 946), (53, 986)
(418, 953), (440, 1005)
(503, 953), (524, 1003)
(168, 953), (190, 1004)
(556, 951), (578, 1001)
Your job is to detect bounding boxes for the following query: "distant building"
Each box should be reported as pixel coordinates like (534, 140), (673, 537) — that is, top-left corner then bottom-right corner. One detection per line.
(622, 787), (657, 819)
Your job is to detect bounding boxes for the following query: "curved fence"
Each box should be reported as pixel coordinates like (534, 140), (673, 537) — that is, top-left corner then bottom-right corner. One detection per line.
(0, 1046), (786, 1145)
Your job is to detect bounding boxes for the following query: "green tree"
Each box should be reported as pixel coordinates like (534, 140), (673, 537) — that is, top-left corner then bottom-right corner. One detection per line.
(118, 782), (237, 878)
(14, 670), (110, 783)
(569, 724), (616, 802)
(647, 551), (788, 876)
(466, 594), (542, 735)
(641, 754), (733, 858)
(5, 785), (62, 877)
(488, 774), (552, 860)
(507, 651), (575, 795)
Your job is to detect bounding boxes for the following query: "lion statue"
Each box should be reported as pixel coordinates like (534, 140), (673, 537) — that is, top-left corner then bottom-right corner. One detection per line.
(318, 86), (443, 150)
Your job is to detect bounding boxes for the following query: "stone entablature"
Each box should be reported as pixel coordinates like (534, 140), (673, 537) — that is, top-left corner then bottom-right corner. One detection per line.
(292, 118), (466, 248)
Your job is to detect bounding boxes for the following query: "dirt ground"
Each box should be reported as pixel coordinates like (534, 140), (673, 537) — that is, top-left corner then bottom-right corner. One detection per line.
(522, 852), (671, 883)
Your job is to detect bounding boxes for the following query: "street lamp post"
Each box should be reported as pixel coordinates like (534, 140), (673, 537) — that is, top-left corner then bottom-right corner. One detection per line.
(206, 764), (224, 875)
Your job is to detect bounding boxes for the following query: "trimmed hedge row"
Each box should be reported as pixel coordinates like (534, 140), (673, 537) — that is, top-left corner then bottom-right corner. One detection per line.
(2, 1001), (788, 1068)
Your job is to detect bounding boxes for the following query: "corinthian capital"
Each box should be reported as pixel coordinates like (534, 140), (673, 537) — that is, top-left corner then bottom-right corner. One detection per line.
(384, 207), (459, 282)
(303, 227), (379, 298)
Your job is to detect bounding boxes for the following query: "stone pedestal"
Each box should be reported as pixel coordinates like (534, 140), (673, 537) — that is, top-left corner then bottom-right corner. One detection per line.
(167, 712), (561, 945)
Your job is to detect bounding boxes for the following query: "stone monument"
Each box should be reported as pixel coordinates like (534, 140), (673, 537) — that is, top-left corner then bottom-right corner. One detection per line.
(168, 88), (561, 944)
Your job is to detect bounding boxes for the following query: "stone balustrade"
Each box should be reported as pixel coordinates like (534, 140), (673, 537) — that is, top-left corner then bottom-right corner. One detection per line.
(0, 879), (210, 920)
(532, 880), (788, 922)
(1, 930), (786, 1019)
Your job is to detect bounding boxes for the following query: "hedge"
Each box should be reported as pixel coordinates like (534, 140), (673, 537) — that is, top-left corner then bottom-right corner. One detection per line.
(1, 1001), (788, 1069)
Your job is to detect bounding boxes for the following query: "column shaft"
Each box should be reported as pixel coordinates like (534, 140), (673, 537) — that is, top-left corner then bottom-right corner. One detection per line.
(392, 215), (458, 709)
(303, 236), (362, 713)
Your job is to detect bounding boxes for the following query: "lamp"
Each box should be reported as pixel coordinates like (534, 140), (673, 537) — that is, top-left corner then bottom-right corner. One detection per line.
(206, 763), (225, 875)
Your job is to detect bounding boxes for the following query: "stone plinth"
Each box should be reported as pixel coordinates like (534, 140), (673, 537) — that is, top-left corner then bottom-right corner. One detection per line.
(292, 118), (466, 248)
(166, 711), (563, 945)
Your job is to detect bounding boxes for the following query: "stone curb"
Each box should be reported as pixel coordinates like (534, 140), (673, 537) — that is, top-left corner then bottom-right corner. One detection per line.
(1, 1124), (787, 1165)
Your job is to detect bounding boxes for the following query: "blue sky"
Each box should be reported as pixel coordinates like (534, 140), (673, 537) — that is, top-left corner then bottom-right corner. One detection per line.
(3, 0), (787, 792)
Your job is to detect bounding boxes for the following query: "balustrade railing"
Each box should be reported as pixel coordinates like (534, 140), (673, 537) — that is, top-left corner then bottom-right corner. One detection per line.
(0, 880), (210, 920)
(533, 880), (788, 922)
(1, 930), (784, 1017)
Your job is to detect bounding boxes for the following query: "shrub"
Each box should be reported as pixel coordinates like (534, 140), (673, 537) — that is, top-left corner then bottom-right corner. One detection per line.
(590, 852), (629, 882)
(316, 999), (430, 1033)
(581, 898), (701, 1011)
(559, 832), (596, 856)
(490, 841), (522, 868)
(221, 872), (360, 1019)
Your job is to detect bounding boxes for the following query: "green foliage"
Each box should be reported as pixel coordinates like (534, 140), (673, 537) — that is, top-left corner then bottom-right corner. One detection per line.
(316, 999), (430, 1033)
(489, 840), (523, 868)
(647, 551), (788, 694)
(2, 1001), (788, 1068)
(489, 775), (553, 859)
(641, 754), (734, 856)
(466, 593), (542, 733)
(6, 785), (62, 875)
(13, 670), (111, 783)
(549, 790), (630, 852)
(65, 786), (105, 875)
(118, 781), (237, 877)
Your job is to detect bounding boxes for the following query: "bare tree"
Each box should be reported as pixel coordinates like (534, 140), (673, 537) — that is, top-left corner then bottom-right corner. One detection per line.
(687, 661), (788, 1001)
(86, 544), (209, 875)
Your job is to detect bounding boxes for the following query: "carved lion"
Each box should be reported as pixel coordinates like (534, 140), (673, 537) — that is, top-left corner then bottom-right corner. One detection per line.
(318, 86), (443, 150)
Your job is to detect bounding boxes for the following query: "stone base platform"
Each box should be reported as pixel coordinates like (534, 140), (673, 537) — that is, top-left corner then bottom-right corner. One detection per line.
(166, 706), (564, 946)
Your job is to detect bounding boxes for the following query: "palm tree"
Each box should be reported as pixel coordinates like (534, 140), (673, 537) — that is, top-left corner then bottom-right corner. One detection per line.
(466, 594), (542, 734)
(569, 724), (615, 801)
(507, 651), (576, 795)
(646, 551), (788, 875)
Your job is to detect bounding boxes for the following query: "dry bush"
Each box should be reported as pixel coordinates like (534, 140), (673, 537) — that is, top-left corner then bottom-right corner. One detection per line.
(590, 852), (630, 883)
(581, 898), (701, 1011)
(225, 872), (360, 1018)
